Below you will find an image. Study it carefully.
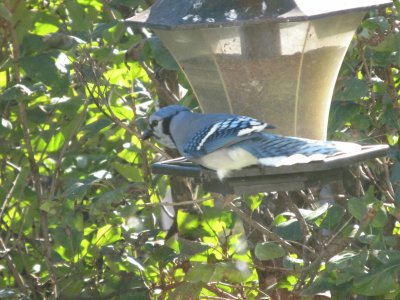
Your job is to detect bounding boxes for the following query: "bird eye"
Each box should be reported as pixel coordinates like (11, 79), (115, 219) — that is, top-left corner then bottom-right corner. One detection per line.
(151, 120), (159, 127)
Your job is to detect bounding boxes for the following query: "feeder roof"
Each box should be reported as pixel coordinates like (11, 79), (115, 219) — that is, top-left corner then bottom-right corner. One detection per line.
(126, 0), (392, 29)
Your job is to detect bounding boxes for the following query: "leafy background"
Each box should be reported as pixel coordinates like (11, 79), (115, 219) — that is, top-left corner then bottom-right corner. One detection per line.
(0, 0), (399, 299)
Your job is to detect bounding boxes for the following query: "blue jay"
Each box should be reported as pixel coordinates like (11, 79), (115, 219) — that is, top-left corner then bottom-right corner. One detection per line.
(142, 105), (361, 180)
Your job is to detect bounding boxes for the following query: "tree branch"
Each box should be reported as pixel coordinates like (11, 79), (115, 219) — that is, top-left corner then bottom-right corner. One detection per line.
(4, 0), (58, 297)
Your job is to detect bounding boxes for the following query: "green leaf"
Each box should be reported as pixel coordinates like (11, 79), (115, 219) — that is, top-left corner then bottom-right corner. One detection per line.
(395, 187), (400, 206)
(91, 189), (126, 213)
(83, 118), (113, 137)
(0, 84), (33, 102)
(145, 37), (179, 70)
(202, 206), (235, 232)
(211, 262), (252, 283)
(328, 101), (360, 132)
(177, 239), (211, 256)
(369, 32), (400, 52)
(255, 242), (285, 261)
(0, 3), (12, 22)
(353, 261), (400, 296)
(301, 273), (336, 297)
(186, 264), (215, 283)
(64, 1), (91, 32)
(390, 161), (400, 182)
(351, 114), (371, 130)
(93, 224), (122, 247)
(244, 194), (262, 211)
(40, 200), (60, 214)
(22, 34), (45, 55)
(370, 203), (388, 228)
(362, 16), (390, 32)
(320, 204), (345, 230)
(299, 203), (329, 221)
(150, 245), (178, 265)
(47, 131), (65, 152)
(328, 250), (368, 273)
(177, 210), (202, 237)
(62, 180), (94, 200)
(335, 79), (368, 101)
(53, 226), (83, 261)
(372, 250), (400, 264)
(347, 198), (367, 221)
(112, 162), (143, 182)
(169, 282), (203, 300)
(93, 21), (119, 38)
(20, 54), (66, 87)
(274, 219), (303, 241)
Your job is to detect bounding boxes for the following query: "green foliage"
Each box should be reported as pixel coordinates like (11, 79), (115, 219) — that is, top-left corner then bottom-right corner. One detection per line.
(0, 0), (399, 299)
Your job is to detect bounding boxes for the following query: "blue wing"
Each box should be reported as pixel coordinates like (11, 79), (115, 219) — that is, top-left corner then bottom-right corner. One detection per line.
(183, 116), (271, 158)
(238, 133), (339, 157)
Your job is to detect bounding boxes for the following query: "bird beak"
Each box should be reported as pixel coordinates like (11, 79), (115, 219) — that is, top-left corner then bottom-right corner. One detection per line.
(141, 129), (154, 140)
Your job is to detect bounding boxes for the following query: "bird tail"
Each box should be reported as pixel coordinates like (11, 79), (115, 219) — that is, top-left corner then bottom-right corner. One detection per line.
(240, 134), (362, 167)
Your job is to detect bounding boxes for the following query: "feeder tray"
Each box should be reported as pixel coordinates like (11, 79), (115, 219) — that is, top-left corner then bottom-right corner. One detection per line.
(151, 144), (389, 194)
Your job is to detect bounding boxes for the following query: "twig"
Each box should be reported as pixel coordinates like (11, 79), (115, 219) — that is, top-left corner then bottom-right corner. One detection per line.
(137, 197), (212, 208)
(139, 61), (180, 105)
(225, 197), (299, 255)
(205, 283), (239, 300)
(380, 158), (395, 199)
(0, 236), (29, 295)
(0, 170), (20, 223)
(362, 162), (395, 203)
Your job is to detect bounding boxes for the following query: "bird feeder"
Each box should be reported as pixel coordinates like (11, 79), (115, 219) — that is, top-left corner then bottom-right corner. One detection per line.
(127, 0), (391, 193)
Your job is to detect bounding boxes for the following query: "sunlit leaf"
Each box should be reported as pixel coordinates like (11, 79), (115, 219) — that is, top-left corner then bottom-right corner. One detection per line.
(47, 131), (65, 152)
(112, 162), (142, 182)
(64, 1), (91, 32)
(93, 224), (122, 247)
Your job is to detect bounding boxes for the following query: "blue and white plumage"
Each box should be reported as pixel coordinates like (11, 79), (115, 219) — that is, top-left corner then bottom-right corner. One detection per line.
(142, 105), (361, 179)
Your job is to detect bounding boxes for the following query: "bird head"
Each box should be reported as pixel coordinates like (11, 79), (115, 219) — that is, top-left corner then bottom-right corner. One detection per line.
(141, 105), (190, 148)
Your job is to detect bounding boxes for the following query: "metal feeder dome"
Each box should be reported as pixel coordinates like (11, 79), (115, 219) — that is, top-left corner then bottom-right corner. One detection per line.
(127, 0), (391, 193)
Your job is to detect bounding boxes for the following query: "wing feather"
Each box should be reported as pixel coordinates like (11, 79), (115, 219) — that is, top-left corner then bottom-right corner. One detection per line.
(183, 116), (271, 158)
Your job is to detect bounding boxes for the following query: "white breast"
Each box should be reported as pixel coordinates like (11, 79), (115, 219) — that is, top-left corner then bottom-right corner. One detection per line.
(197, 147), (258, 180)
